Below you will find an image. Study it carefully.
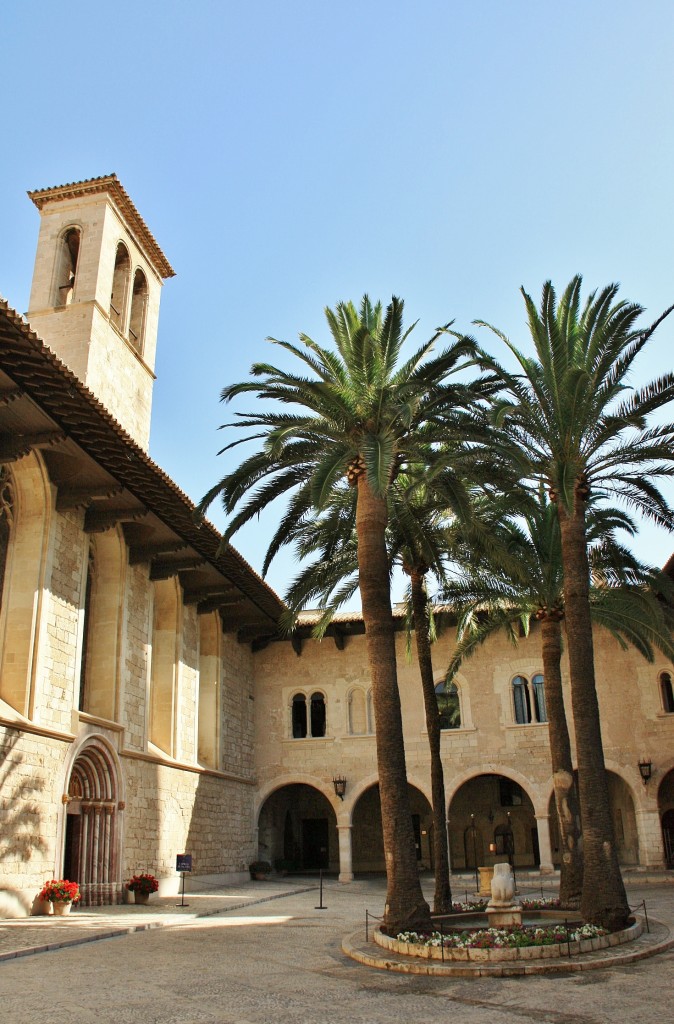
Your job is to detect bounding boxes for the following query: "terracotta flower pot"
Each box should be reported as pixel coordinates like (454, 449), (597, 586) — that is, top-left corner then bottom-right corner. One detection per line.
(52, 901), (72, 916)
(133, 891), (150, 905)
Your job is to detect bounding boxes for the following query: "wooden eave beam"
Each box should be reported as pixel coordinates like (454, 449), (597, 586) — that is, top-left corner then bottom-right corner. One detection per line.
(84, 504), (147, 533)
(196, 594), (245, 614)
(0, 388), (23, 406)
(250, 636), (272, 653)
(331, 626), (346, 650)
(150, 557), (207, 581)
(0, 430), (65, 464)
(56, 484), (124, 511)
(237, 623), (276, 644)
(128, 541), (187, 565)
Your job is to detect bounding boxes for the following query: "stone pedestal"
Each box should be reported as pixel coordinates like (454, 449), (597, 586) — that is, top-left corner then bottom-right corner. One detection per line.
(486, 861), (521, 927)
(485, 905), (522, 928)
(478, 866), (494, 896)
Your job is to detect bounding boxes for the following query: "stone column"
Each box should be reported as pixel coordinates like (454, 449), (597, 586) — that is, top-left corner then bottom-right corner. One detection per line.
(637, 806), (666, 868)
(535, 814), (554, 873)
(337, 824), (353, 883)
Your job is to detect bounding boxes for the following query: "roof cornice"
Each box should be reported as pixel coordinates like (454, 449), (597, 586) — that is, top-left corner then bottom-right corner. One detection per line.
(28, 174), (175, 280)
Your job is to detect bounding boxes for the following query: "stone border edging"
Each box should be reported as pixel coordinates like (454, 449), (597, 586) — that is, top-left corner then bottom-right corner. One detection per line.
(342, 915), (674, 976)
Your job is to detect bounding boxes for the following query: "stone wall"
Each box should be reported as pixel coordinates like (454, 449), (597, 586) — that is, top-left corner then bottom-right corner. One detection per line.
(38, 509), (85, 730)
(252, 621), (674, 871)
(0, 726), (71, 917)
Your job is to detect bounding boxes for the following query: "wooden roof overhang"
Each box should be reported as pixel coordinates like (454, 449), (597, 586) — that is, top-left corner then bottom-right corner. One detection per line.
(0, 300), (285, 646)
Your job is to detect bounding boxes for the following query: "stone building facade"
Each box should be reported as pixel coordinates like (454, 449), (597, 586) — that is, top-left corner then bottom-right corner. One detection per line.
(0, 177), (673, 917)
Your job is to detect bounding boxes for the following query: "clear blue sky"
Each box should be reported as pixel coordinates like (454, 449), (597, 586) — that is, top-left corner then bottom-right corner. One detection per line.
(2, 1), (674, 602)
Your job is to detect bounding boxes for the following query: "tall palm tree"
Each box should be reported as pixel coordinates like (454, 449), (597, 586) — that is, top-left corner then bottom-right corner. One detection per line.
(467, 276), (674, 929)
(199, 296), (487, 934)
(443, 493), (674, 910)
(283, 476), (471, 916)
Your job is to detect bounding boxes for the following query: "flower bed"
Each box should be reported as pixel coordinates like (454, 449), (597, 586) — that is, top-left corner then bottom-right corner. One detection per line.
(374, 916), (642, 962)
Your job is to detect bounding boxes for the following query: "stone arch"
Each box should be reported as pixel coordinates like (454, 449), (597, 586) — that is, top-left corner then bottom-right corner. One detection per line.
(659, 669), (674, 713)
(52, 225), (81, 307)
(255, 774), (339, 822)
(0, 453), (52, 718)
(78, 527), (126, 721)
(60, 735), (123, 906)
(128, 267), (148, 352)
(347, 685), (368, 735)
(546, 764), (641, 866)
(658, 768), (674, 868)
(256, 781), (339, 873)
(448, 772), (539, 871)
(351, 781), (433, 874)
(446, 764), (547, 817)
(605, 769), (640, 865)
(109, 241), (131, 330)
(442, 669), (474, 729)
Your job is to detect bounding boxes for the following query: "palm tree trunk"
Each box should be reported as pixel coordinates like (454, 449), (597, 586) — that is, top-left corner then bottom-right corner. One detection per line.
(409, 571), (452, 914)
(557, 498), (629, 930)
(356, 475), (432, 934)
(540, 616), (583, 909)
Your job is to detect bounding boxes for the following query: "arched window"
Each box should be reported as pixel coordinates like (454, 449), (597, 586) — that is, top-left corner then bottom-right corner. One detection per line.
(310, 691), (326, 737)
(128, 268), (148, 352)
(494, 822), (515, 857)
(291, 693), (307, 738)
(435, 680), (461, 729)
(512, 675), (531, 724)
(348, 687), (367, 735)
(661, 672), (674, 714)
(291, 691), (327, 738)
(53, 227), (81, 307)
(532, 673), (547, 722)
(109, 243), (130, 330)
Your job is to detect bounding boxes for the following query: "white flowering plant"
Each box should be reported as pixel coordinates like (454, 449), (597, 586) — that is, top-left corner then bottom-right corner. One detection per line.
(397, 923), (608, 949)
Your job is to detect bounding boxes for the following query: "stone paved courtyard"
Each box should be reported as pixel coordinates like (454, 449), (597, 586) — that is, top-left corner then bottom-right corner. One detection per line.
(1, 877), (672, 1023)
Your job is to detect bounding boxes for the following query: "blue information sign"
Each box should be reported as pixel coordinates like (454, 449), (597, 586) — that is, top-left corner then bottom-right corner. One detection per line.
(176, 853), (193, 873)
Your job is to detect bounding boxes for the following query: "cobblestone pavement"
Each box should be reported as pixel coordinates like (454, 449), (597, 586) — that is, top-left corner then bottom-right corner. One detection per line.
(0, 877), (672, 1024)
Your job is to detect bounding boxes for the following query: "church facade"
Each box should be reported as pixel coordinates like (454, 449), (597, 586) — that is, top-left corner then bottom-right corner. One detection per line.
(0, 177), (672, 917)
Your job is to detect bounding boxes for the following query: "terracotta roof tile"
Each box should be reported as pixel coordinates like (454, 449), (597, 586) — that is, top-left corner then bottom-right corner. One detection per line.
(28, 174), (175, 280)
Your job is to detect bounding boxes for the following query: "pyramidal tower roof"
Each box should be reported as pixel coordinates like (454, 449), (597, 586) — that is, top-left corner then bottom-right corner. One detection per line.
(28, 174), (175, 280)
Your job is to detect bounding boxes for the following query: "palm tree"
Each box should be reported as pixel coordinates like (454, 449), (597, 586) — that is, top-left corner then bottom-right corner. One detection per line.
(443, 493), (674, 910)
(199, 296), (487, 934)
(467, 276), (674, 929)
(283, 476), (470, 916)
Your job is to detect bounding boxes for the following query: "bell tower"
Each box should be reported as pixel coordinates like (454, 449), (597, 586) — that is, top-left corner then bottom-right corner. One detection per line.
(26, 175), (175, 451)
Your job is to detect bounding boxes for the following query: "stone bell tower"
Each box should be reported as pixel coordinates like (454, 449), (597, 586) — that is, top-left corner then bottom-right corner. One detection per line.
(26, 175), (175, 451)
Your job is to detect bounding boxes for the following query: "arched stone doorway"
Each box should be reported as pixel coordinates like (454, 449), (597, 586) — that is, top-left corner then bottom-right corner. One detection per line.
(63, 740), (122, 905)
(547, 769), (640, 866)
(449, 774), (538, 872)
(351, 784), (433, 874)
(658, 768), (674, 868)
(257, 784), (338, 872)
